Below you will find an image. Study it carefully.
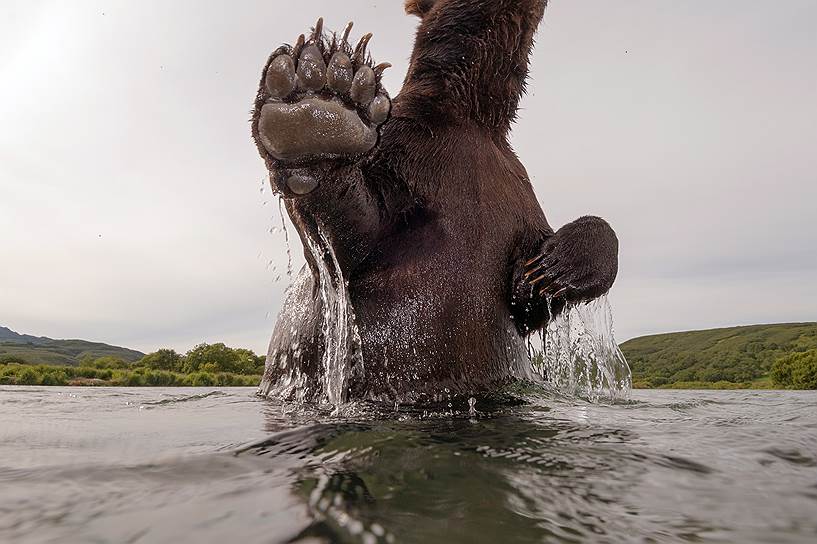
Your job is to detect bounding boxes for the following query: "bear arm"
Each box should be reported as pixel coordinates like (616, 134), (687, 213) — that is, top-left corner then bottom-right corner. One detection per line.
(279, 163), (387, 275)
(398, 0), (547, 134)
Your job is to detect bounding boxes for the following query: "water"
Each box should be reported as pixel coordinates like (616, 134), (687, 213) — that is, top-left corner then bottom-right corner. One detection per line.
(269, 226), (631, 405)
(304, 226), (363, 406)
(2, 387), (815, 543)
(530, 297), (632, 402)
(268, 224), (364, 406)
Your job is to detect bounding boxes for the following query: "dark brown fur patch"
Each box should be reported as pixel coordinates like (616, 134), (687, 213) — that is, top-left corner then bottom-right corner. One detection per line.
(404, 0), (437, 18)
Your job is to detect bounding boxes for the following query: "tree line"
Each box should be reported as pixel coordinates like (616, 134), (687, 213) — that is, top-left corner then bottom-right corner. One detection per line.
(0, 343), (266, 387)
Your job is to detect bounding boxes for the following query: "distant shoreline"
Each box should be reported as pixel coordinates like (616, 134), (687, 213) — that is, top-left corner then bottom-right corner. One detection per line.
(0, 362), (260, 388)
(4, 322), (815, 390)
(622, 322), (817, 390)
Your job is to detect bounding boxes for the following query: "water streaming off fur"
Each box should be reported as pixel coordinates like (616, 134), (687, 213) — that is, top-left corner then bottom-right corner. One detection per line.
(270, 195), (628, 404)
(529, 296), (632, 401)
(303, 225), (363, 406)
(280, 224), (630, 404)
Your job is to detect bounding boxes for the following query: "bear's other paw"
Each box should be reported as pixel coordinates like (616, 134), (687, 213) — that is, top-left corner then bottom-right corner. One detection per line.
(253, 19), (392, 168)
(511, 216), (619, 333)
(525, 216), (619, 303)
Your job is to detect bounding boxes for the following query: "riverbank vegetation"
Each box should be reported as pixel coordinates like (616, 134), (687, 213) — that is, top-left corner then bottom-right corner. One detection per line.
(4, 324), (816, 389)
(0, 343), (263, 387)
(770, 350), (817, 389)
(622, 323), (817, 389)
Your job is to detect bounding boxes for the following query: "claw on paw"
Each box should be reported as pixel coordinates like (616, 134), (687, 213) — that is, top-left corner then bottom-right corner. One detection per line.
(310, 17), (324, 42)
(524, 253), (544, 267)
(547, 287), (569, 299)
(528, 273), (547, 285)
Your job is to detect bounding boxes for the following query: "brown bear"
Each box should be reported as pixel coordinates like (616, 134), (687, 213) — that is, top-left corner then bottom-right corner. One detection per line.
(251, 0), (619, 403)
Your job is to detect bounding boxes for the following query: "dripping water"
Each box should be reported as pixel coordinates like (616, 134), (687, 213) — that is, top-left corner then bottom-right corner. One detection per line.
(278, 197), (293, 279)
(529, 295), (631, 402)
(302, 225), (364, 407)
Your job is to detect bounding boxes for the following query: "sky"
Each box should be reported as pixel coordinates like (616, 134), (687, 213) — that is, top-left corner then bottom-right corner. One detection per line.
(1, 0), (815, 354)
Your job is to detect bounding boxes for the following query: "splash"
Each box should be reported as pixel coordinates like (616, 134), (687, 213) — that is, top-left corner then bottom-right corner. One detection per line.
(529, 296), (631, 402)
(302, 225), (364, 406)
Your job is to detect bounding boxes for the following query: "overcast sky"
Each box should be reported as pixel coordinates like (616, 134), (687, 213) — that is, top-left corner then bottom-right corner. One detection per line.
(1, 0), (815, 354)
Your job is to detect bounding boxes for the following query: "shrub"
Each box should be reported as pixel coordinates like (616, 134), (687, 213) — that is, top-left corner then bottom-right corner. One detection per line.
(189, 372), (216, 387)
(17, 367), (40, 385)
(120, 372), (146, 386)
(183, 343), (264, 375)
(0, 362), (259, 388)
(76, 367), (99, 379)
(0, 355), (26, 365)
(89, 356), (128, 369)
(144, 370), (177, 387)
(771, 350), (817, 389)
(216, 373), (234, 386)
(139, 349), (184, 372)
(41, 370), (68, 386)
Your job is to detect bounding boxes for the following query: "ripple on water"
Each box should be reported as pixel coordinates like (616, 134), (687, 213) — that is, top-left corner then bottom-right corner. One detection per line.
(0, 387), (816, 543)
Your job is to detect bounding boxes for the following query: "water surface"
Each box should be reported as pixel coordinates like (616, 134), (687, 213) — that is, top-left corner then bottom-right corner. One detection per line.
(1, 387), (815, 543)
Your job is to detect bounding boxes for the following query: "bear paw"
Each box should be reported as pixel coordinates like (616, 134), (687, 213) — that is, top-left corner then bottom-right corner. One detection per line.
(523, 216), (619, 304)
(254, 19), (391, 164)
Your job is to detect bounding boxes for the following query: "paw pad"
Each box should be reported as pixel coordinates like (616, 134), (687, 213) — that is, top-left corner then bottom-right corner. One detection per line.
(256, 19), (392, 163)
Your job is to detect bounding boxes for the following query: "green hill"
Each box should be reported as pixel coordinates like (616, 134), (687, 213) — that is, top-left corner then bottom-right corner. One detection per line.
(621, 323), (817, 388)
(0, 326), (144, 366)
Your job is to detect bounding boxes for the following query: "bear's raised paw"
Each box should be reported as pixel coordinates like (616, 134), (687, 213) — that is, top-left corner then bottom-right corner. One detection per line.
(253, 19), (391, 166)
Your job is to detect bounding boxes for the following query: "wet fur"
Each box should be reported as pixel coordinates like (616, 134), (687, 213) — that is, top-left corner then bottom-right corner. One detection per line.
(252, 0), (619, 401)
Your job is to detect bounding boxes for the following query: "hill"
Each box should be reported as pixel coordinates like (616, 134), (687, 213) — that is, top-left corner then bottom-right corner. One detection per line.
(620, 323), (817, 388)
(0, 326), (48, 344)
(0, 326), (144, 366)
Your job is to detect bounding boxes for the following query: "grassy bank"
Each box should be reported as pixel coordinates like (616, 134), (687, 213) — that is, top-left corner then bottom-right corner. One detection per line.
(632, 378), (776, 390)
(622, 323), (817, 389)
(0, 363), (260, 387)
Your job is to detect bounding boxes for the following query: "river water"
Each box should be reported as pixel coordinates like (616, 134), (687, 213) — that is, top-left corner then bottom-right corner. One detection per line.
(0, 386), (815, 543)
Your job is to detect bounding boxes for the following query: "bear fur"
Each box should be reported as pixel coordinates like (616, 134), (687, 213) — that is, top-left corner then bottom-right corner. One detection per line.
(251, 0), (619, 402)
